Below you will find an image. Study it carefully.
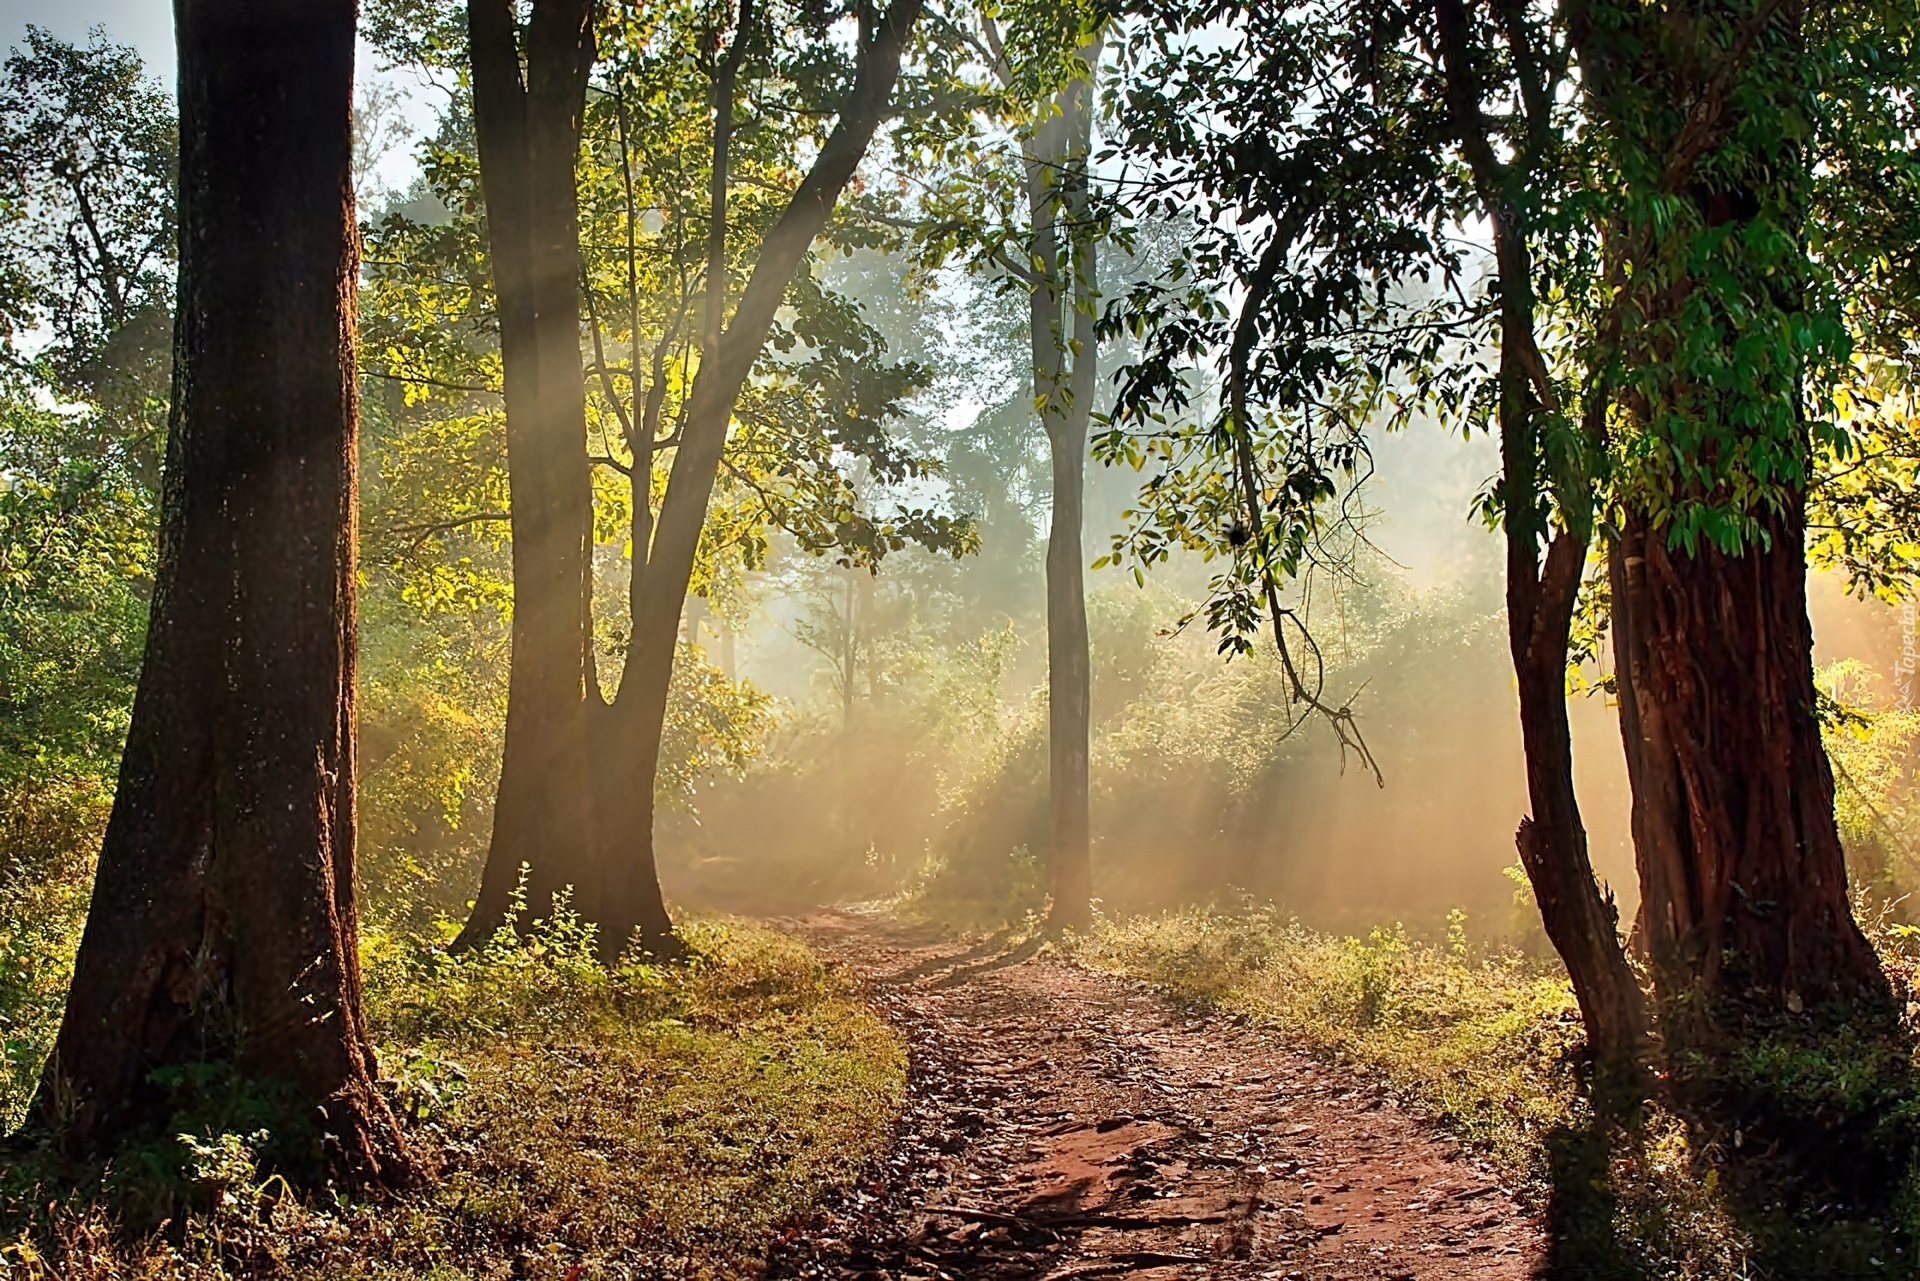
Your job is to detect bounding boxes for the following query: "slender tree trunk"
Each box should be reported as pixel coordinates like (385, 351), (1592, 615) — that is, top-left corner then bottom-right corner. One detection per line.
(1613, 500), (1887, 1021)
(37, 0), (410, 1184)
(1509, 524), (1650, 1089)
(455, 0), (598, 949)
(1033, 45), (1100, 936)
(588, 0), (924, 962)
(1493, 276), (1649, 1089)
(1433, 0), (1649, 1091)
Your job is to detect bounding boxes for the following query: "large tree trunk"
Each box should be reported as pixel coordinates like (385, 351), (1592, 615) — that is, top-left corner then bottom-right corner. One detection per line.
(1612, 500), (1887, 1022)
(454, 0), (598, 949)
(37, 0), (410, 1184)
(1585, 0), (1888, 1035)
(590, 0), (925, 962)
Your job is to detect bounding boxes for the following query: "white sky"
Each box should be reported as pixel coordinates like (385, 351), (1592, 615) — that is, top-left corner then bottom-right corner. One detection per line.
(0, 0), (171, 74)
(0, 0), (426, 198)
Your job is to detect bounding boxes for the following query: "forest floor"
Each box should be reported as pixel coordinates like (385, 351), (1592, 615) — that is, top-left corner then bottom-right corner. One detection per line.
(765, 909), (1546, 1281)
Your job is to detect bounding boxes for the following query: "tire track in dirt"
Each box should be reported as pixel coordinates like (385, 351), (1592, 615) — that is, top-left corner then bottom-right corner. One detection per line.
(766, 910), (1545, 1280)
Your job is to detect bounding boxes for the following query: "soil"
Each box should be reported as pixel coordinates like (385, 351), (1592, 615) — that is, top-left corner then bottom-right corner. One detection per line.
(767, 910), (1546, 1281)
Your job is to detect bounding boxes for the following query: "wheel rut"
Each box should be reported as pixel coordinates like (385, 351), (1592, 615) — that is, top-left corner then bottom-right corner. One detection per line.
(766, 909), (1546, 1280)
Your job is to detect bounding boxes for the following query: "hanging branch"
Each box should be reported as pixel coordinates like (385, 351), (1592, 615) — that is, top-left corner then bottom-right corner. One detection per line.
(1228, 226), (1384, 787)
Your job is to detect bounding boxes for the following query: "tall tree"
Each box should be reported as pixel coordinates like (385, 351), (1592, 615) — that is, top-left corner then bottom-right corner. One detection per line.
(913, 7), (1105, 932)
(1429, 0), (1650, 1085)
(454, 0), (600, 951)
(1577, 0), (1893, 1024)
(362, 0), (964, 959)
(1025, 33), (1100, 936)
(37, 0), (410, 1183)
(592, 0), (929, 957)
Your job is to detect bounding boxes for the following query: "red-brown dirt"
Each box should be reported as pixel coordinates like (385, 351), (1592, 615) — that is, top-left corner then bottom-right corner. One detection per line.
(767, 910), (1546, 1279)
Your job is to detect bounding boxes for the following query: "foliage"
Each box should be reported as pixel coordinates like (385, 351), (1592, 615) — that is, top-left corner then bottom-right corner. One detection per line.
(1093, 4), (1467, 664)
(1819, 658), (1920, 900)
(0, 30), (168, 794)
(0, 397), (151, 785)
(0, 777), (107, 1132)
(357, 0), (976, 629)
(1, 914), (905, 1278)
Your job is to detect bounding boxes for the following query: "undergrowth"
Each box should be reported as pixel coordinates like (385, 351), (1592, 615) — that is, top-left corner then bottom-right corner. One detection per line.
(1, 902), (905, 1279)
(1074, 900), (1920, 1279)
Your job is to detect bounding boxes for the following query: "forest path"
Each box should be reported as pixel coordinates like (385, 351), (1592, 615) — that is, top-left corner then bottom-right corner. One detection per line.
(765, 909), (1545, 1281)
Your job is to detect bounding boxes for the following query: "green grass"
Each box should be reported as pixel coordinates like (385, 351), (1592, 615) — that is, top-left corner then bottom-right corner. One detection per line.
(1072, 900), (1920, 1279)
(1074, 903), (1583, 1177)
(2, 905), (906, 1279)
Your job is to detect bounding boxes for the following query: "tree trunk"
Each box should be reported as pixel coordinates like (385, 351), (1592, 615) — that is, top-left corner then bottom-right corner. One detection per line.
(1034, 45), (1100, 936)
(1510, 525), (1650, 1091)
(1612, 500), (1887, 1021)
(455, 0), (598, 949)
(1583, 0), (1888, 1034)
(1432, 0), (1649, 1092)
(589, 0), (924, 962)
(37, 0), (410, 1184)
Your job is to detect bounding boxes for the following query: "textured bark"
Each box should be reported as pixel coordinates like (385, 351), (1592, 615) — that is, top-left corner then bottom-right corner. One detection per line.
(1613, 503), (1887, 1018)
(37, 0), (410, 1184)
(454, 0), (598, 949)
(1585, 0), (1888, 1030)
(592, 0), (925, 962)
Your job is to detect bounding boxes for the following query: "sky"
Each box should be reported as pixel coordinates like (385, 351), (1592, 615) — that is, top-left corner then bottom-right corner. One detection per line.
(0, 0), (427, 197)
(1, 0), (169, 71)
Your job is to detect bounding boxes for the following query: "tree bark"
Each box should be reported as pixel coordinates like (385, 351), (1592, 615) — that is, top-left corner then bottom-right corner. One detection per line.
(37, 0), (410, 1185)
(1584, 0), (1889, 1031)
(590, 0), (925, 962)
(455, 0), (599, 949)
(1613, 501), (1887, 1019)
(1018, 41), (1099, 936)
(1432, 0), (1650, 1089)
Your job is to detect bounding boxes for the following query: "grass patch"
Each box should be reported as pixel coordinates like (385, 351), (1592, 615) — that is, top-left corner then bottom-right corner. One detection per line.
(1074, 903), (1581, 1177)
(1073, 901), (1920, 1278)
(2, 905), (905, 1278)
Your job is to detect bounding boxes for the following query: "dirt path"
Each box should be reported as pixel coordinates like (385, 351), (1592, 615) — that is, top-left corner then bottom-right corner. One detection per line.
(766, 910), (1546, 1281)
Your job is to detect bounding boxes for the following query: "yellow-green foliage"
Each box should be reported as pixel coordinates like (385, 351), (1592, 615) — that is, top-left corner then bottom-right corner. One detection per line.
(2, 911), (905, 1279)
(1820, 659), (1920, 897)
(0, 777), (108, 1132)
(1076, 903), (1581, 1177)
